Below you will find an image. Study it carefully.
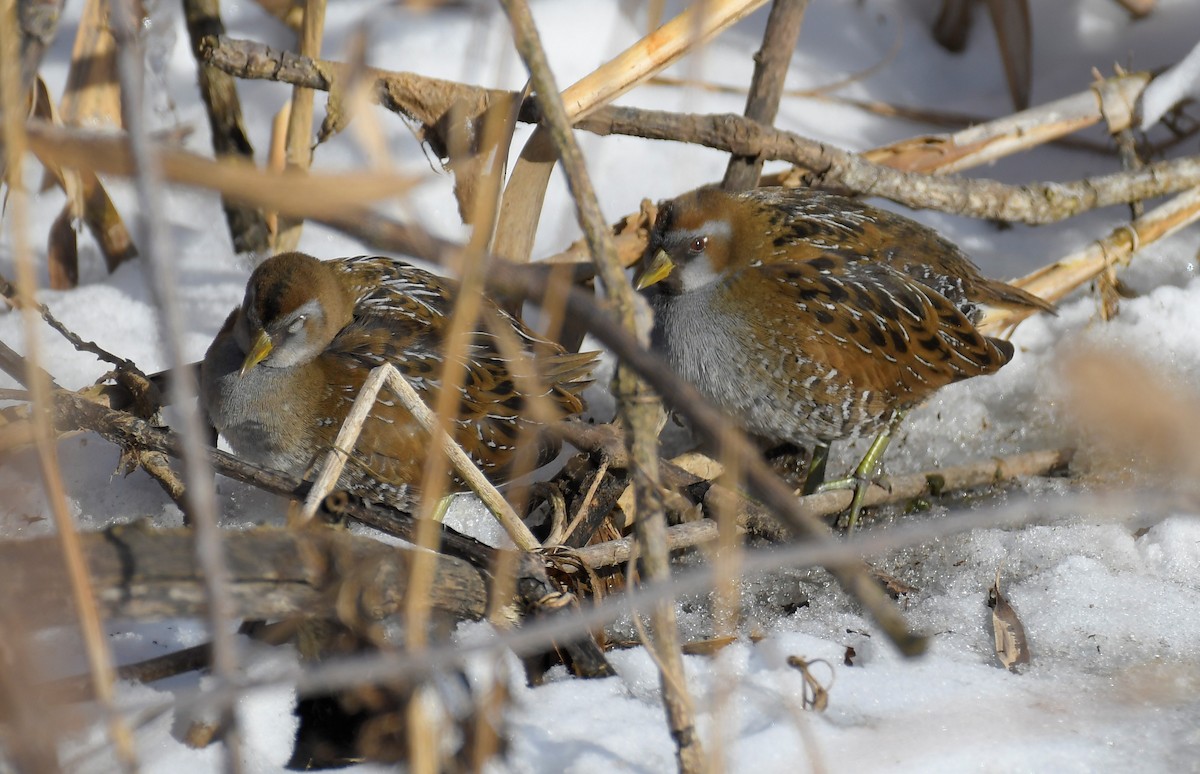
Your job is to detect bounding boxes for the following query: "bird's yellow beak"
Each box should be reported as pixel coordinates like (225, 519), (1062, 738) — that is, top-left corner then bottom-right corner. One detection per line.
(634, 249), (675, 290)
(239, 331), (273, 377)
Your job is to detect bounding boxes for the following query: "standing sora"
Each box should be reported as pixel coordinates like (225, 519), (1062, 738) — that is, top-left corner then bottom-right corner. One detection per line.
(635, 186), (1052, 529)
(202, 252), (597, 503)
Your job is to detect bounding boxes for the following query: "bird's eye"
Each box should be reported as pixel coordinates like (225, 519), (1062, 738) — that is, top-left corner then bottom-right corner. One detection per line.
(688, 236), (708, 254)
(287, 315), (307, 334)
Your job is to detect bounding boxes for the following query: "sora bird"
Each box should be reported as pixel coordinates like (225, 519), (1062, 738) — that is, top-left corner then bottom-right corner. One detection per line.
(635, 185), (1052, 529)
(201, 252), (597, 504)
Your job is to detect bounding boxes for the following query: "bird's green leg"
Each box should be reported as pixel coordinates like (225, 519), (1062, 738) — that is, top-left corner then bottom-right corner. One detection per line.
(817, 411), (906, 531)
(802, 442), (830, 495)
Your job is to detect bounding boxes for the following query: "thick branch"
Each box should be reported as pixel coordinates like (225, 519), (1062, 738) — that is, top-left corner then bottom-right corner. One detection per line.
(0, 526), (488, 629)
(199, 36), (1200, 225)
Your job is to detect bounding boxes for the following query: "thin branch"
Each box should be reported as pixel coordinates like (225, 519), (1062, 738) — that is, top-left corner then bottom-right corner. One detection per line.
(723, 0), (807, 190)
(582, 107), (1200, 224)
(18, 121), (418, 216)
(0, 272), (144, 373)
(501, 1), (705, 768)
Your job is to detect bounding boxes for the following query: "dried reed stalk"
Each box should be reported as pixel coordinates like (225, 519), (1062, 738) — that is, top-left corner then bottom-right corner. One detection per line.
(108, 0), (243, 766)
(298, 364), (539, 551)
(723, 0), (807, 190)
(274, 0), (326, 252)
(504, 1), (710, 768)
(184, 0), (270, 252)
(493, 0), (767, 266)
(984, 185), (1200, 332)
(21, 122), (418, 217)
(0, 0), (135, 768)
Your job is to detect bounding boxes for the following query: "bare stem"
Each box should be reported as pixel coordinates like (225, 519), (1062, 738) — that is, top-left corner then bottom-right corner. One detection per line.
(109, 0), (242, 769)
(500, 1), (706, 770)
(723, 0), (807, 190)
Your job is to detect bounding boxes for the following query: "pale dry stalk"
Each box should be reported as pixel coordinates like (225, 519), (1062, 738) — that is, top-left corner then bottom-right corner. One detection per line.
(985, 185), (1200, 333)
(274, 0), (326, 251)
(500, 0), (708, 769)
(297, 363), (539, 551)
(108, 0), (243, 767)
(0, 0), (136, 769)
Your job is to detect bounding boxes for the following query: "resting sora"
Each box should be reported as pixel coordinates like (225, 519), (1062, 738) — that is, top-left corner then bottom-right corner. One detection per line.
(201, 252), (597, 504)
(635, 186), (1052, 529)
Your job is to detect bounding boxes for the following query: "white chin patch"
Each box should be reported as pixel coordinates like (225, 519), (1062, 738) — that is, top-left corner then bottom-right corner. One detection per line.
(679, 254), (722, 292)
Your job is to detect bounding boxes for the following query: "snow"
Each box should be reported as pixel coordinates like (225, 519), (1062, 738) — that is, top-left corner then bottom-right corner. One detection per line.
(3, 0), (1200, 771)
(1141, 38), (1200, 130)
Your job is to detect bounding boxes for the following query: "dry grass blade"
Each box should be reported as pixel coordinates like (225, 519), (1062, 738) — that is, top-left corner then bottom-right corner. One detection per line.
(21, 122), (419, 219)
(57, 0), (138, 273)
(60, 0), (122, 125)
(28, 73), (138, 284)
(28, 77), (82, 289)
(988, 566), (1030, 671)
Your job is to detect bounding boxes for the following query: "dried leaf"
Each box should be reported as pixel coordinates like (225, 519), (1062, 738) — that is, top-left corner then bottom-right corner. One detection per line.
(681, 636), (739, 656)
(60, 0), (124, 128)
(987, 566), (1030, 671)
(47, 204), (78, 290)
(933, 0), (974, 53)
(31, 64), (138, 275)
(786, 656), (832, 712)
(872, 567), (919, 599)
